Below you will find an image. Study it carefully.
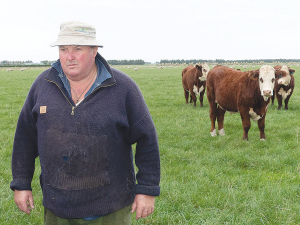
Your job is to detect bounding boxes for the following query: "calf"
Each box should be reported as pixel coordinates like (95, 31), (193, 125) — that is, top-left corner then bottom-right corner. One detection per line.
(271, 65), (295, 110)
(206, 65), (286, 140)
(182, 64), (209, 107)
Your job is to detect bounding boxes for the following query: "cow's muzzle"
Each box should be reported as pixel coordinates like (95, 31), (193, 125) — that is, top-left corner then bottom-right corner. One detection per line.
(263, 90), (272, 97)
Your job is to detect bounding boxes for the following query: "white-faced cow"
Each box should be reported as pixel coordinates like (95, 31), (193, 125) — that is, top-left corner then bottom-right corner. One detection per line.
(182, 63), (209, 107)
(271, 65), (295, 110)
(206, 65), (287, 140)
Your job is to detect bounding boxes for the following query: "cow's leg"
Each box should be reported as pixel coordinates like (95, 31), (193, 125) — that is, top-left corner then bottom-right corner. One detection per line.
(240, 110), (251, 140)
(207, 86), (217, 136)
(184, 90), (189, 104)
(284, 96), (291, 110)
(257, 115), (266, 140)
(258, 116), (266, 140)
(271, 93), (275, 105)
(209, 104), (217, 136)
(277, 95), (283, 110)
(199, 90), (204, 107)
(208, 103), (217, 136)
(217, 106), (226, 136)
(190, 89), (197, 107)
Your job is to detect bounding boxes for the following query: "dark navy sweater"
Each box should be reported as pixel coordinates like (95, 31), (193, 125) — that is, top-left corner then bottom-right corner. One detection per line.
(10, 53), (160, 218)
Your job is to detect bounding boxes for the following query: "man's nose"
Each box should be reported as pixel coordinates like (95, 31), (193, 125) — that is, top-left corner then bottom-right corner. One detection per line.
(67, 50), (75, 60)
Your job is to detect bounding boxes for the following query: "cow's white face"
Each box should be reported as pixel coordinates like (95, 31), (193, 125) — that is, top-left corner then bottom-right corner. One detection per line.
(259, 65), (276, 100)
(200, 63), (210, 81)
(277, 66), (291, 86)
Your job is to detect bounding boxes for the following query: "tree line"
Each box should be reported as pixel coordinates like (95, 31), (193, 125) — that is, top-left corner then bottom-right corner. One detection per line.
(2, 59), (300, 66)
(160, 59), (300, 64)
(107, 59), (145, 65)
(0, 60), (57, 66)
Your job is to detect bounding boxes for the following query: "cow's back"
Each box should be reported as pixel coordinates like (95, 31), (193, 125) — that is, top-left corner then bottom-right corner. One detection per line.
(182, 66), (199, 88)
(182, 65), (194, 77)
(207, 66), (255, 112)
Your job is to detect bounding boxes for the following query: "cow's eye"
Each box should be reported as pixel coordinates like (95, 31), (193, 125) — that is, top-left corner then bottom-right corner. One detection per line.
(272, 78), (275, 83)
(260, 78), (263, 83)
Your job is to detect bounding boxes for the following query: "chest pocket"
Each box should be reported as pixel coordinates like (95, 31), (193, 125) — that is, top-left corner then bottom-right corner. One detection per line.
(44, 128), (110, 190)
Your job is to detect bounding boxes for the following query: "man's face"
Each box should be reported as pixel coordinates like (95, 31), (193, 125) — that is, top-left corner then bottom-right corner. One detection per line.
(59, 45), (98, 80)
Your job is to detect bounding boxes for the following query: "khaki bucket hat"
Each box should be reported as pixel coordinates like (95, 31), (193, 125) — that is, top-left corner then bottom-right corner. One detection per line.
(50, 21), (103, 47)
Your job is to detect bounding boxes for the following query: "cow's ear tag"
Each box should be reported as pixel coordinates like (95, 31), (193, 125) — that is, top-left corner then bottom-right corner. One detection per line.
(40, 106), (47, 114)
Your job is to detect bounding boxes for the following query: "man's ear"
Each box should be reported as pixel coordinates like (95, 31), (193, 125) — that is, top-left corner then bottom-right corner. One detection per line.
(92, 46), (98, 57)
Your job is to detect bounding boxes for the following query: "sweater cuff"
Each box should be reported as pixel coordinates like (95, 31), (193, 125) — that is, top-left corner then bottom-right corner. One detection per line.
(134, 184), (160, 196)
(10, 178), (32, 191)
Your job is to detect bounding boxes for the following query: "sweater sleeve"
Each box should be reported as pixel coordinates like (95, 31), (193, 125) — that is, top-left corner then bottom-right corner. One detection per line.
(10, 83), (39, 191)
(124, 80), (161, 197)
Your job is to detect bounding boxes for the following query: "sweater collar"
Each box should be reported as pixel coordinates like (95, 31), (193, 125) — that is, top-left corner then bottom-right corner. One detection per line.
(46, 53), (115, 97)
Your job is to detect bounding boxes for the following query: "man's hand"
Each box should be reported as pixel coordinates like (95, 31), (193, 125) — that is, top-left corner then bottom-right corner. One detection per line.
(131, 194), (155, 220)
(14, 190), (35, 214)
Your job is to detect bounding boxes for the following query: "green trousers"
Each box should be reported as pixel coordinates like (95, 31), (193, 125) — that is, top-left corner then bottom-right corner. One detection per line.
(44, 205), (132, 225)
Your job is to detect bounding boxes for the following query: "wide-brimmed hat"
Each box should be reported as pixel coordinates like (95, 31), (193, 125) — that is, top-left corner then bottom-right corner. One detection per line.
(50, 21), (103, 47)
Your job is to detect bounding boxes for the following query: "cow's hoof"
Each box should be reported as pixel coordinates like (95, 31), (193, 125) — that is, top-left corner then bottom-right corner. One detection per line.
(260, 138), (266, 141)
(210, 129), (217, 137)
(218, 128), (225, 136)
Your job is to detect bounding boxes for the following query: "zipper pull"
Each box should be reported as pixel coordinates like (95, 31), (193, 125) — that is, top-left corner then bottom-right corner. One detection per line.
(71, 106), (75, 115)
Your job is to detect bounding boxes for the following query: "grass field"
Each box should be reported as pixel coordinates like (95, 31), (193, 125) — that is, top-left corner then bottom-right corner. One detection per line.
(1, 65), (300, 224)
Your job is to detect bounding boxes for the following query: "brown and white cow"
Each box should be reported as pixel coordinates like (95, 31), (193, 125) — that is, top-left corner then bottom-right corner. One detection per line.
(206, 65), (286, 140)
(271, 65), (295, 110)
(182, 63), (209, 107)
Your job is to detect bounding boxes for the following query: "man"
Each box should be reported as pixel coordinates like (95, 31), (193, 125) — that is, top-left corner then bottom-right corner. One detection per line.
(11, 21), (160, 224)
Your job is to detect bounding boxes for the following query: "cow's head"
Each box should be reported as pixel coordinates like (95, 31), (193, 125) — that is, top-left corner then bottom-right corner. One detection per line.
(277, 66), (294, 86)
(195, 65), (203, 79)
(200, 63), (210, 81)
(248, 65), (279, 101)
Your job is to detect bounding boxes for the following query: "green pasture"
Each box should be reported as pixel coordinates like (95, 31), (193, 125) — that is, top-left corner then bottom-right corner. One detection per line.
(1, 65), (300, 224)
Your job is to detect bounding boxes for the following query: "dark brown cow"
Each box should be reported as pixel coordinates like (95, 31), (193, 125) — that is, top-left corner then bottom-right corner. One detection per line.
(271, 65), (295, 110)
(182, 64), (209, 107)
(206, 65), (286, 140)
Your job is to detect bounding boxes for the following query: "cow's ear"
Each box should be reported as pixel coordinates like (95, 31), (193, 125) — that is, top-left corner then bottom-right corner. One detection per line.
(196, 65), (202, 70)
(275, 70), (287, 79)
(289, 68), (295, 75)
(248, 70), (259, 80)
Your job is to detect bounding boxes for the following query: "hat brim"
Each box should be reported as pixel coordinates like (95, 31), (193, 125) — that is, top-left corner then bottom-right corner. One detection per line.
(50, 36), (103, 47)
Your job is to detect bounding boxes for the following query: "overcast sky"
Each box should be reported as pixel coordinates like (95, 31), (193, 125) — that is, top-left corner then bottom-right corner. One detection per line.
(1, 0), (299, 63)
